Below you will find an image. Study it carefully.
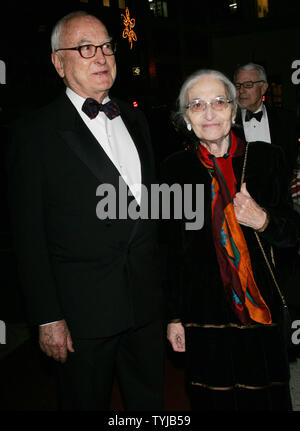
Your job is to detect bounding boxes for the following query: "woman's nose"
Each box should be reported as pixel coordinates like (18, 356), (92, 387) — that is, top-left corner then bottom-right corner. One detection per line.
(203, 103), (215, 119)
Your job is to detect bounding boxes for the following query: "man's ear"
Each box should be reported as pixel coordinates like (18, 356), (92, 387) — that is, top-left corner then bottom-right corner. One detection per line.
(51, 52), (65, 78)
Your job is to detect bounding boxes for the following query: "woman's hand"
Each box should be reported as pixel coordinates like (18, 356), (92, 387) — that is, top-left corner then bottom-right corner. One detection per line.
(167, 322), (186, 352)
(233, 183), (269, 232)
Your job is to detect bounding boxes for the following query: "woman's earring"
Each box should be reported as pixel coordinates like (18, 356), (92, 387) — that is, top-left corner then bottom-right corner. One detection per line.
(187, 123), (192, 131)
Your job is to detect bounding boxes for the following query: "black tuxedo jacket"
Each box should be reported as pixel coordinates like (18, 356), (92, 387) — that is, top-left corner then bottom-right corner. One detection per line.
(6, 92), (163, 338)
(234, 104), (298, 181)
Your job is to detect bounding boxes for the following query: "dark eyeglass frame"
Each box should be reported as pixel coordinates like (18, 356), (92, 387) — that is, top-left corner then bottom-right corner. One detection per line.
(235, 80), (265, 89)
(55, 41), (116, 58)
(185, 96), (233, 112)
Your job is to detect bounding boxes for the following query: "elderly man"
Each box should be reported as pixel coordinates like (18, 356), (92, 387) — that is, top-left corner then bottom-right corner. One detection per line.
(6, 11), (164, 411)
(233, 63), (298, 180)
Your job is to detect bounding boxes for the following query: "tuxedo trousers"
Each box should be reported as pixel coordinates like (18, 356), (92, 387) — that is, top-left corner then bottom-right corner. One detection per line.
(56, 319), (164, 411)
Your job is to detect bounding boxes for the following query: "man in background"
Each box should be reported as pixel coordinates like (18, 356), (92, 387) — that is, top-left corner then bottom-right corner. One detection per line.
(233, 62), (298, 181)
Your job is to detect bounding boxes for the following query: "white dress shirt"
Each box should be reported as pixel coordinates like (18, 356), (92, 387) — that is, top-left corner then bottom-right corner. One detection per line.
(241, 103), (271, 143)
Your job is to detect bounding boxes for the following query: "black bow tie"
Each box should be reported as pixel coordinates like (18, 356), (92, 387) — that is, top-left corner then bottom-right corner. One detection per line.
(82, 98), (120, 120)
(245, 110), (263, 122)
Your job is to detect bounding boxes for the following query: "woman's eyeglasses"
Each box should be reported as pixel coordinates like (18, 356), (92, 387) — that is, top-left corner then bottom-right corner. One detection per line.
(186, 96), (233, 113)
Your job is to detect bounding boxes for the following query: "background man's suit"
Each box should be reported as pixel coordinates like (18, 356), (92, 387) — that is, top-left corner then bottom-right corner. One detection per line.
(234, 102), (300, 360)
(6, 92), (164, 409)
(234, 104), (298, 181)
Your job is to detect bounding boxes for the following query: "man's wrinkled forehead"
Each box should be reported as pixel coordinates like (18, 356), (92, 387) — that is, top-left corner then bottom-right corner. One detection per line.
(236, 69), (260, 82)
(61, 15), (108, 45)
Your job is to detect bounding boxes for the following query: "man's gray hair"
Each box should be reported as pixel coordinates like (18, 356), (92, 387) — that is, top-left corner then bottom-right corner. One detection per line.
(233, 63), (267, 83)
(174, 69), (237, 127)
(51, 11), (89, 52)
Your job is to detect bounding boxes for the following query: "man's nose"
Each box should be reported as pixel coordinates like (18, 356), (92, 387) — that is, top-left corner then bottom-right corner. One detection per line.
(94, 46), (106, 62)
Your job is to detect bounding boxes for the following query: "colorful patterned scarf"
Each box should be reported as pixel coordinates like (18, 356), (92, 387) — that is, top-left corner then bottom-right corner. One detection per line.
(197, 131), (272, 325)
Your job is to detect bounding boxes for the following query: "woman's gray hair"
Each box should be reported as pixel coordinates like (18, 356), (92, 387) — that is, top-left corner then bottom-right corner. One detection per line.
(233, 63), (267, 82)
(174, 69), (237, 128)
(51, 11), (89, 52)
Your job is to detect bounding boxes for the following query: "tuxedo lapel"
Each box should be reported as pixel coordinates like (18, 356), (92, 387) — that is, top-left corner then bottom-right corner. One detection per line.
(264, 105), (277, 146)
(115, 98), (151, 188)
(233, 108), (246, 142)
(54, 93), (150, 201)
(56, 93), (126, 190)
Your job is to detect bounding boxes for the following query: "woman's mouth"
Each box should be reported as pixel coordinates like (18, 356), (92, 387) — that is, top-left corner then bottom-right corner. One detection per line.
(203, 123), (219, 128)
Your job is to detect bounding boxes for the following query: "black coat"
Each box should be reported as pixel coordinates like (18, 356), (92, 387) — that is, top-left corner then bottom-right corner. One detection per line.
(6, 92), (163, 338)
(162, 139), (300, 325)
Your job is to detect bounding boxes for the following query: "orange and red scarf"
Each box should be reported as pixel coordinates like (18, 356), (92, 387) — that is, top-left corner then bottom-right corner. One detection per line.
(197, 131), (272, 325)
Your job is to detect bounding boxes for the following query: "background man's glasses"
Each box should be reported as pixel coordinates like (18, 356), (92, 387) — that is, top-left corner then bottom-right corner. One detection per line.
(55, 41), (116, 58)
(186, 96), (233, 113)
(235, 80), (265, 89)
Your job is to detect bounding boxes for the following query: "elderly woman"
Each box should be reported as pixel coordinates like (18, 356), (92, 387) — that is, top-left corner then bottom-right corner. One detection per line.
(162, 69), (300, 410)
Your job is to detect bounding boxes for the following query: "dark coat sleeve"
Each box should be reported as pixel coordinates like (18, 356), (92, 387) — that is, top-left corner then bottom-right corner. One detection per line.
(267, 105), (298, 182)
(244, 143), (300, 248)
(160, 151), (194, 322)
(5, 115), (64, 325)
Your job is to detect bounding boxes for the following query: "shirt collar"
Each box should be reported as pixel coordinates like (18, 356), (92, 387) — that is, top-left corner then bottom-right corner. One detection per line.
(242, 102), (265, 120)
(66, 87), (110, 113)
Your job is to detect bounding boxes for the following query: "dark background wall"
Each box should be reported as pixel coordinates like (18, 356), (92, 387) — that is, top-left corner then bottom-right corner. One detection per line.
(1, 0), (299, 121)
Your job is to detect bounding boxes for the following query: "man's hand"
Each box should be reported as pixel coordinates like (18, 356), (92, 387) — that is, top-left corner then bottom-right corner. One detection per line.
(233, 182), (268, 231)
(167, 322), (186, 352)
(39, 319), (74, 363)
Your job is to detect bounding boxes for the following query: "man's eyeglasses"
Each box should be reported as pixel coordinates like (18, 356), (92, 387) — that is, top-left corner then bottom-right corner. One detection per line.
(55, 41), (116, 58)
(235, 80), (265, 89)
(186, 96), (233, 113)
